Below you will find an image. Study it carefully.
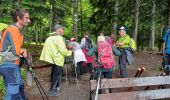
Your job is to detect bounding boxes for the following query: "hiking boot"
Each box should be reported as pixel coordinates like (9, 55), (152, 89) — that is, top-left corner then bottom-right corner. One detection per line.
(48, 91), (60, 97)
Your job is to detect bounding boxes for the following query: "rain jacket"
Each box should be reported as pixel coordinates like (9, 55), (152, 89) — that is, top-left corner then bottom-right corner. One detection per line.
(40, 34), (72, 66)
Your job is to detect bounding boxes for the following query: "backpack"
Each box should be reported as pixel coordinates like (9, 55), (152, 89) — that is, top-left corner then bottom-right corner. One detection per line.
(98, 41), (114, 69)
(129, 38), (137, 52)
(0, 23), (8, 39)
(84, 37), (93, 50)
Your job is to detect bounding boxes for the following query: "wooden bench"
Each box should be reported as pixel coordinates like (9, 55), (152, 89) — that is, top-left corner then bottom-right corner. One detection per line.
(90, 76), (170, 100)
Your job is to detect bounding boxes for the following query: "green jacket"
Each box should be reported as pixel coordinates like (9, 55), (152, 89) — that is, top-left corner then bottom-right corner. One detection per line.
(117, 34), (131, 48)
(40, 35), (72, 66)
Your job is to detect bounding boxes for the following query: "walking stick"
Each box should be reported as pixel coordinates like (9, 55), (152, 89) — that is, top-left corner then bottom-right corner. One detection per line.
(94, 68), (102, 100)
(138, 67), (145, 77)
(74, 64), (80, 90)
(65, 63), (68, 87)
(23, 56), (49, 100)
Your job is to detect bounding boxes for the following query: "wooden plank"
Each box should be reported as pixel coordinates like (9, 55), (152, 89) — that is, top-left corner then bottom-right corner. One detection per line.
(90, 76), (170, 90)
(98, 89), (170, 100)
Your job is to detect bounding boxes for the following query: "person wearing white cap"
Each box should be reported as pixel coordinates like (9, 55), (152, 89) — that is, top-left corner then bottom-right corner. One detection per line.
(115, 26), (131, 78)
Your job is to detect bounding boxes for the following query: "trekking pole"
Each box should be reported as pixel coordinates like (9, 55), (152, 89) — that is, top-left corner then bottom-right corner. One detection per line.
(65, 63), (69, 87)
(74, 64), (80, 90)
(23, 56), (49, 100)
(94, 69), (102, 100)
(128, 68), (141, 91)
(138, 67), (145, 77)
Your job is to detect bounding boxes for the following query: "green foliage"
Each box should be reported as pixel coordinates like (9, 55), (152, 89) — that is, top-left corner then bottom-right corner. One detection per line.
(0, 76), (5, 97)
(0, 0), (169, 49)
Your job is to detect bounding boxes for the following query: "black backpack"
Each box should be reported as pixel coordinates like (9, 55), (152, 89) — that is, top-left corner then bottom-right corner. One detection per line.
(85, 37), (93, 50)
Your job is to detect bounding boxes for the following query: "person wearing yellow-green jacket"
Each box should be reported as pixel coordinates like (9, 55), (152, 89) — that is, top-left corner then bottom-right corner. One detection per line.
(40, 24), (72, 96)
(115, 26), (131, 78)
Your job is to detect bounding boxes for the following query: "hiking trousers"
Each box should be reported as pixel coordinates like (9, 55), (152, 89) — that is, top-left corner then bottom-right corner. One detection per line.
(50, 64), (63, 92)
(0, 63), (27, 100)
(119, 50), (127, 78)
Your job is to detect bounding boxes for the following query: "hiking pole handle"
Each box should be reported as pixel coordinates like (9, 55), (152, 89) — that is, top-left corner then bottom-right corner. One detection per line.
(21, 54), (33, 73)
(138, 67), (145, 77)
(135, 68), (141, 77)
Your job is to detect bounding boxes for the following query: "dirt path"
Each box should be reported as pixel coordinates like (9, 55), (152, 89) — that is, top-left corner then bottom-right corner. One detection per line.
(25, 52), (163, 100)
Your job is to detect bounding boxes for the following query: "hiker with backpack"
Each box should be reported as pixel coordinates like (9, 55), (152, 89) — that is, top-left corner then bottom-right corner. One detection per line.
(163, 28), (170, 65)
(69, 37), (87, 78)
(40, 24), (72, 96)
(0, 8), (30, 100)
(115, 26), (134, 78)
(87, 35), (121, 80)
(80, 32), (94, 73)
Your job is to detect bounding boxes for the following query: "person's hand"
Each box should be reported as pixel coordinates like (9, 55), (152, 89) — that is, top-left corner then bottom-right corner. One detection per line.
(115, 43), (119, 47)
(21, 48), (27, 58)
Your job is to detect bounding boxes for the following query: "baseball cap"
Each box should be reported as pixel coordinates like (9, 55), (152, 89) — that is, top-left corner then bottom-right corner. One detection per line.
(54, 24), (64, 30)
(118, 26), (126, 31)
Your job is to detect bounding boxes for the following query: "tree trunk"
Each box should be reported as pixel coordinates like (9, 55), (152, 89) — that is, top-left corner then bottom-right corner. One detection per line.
(150, 0), (156, 50)
(35, 21), (38, 45)
(51, 1), (59, 30)
(80, 0), (83, 37)
(133, 0), (140, 47)
(112, 0), (119, 35)
(73, 0), (78, 40)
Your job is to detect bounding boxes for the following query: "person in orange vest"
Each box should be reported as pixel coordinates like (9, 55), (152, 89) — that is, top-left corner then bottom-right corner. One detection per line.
(0, 8), (30, 100)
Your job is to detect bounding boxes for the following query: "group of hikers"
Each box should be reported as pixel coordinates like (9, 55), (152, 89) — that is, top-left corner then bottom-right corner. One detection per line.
(0, 8), (170, 100)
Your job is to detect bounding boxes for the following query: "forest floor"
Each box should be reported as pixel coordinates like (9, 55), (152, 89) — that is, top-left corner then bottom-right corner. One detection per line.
(24, 51), (163, 100)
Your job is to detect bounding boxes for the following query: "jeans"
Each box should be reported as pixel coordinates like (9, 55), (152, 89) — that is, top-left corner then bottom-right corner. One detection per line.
(119, 50), (127, 78)
(0, 63), (26, 100)
(50, 64), (63, 92)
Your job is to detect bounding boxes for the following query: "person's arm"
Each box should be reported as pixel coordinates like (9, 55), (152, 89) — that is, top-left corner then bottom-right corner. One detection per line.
(112, 46), (121, 56)
(57, 37), (72, 56)
(80, 38), (86, 48)
(162, 32), (168, 55)
(116, 35), (130, 47)
(115, 42), (125, 46)
(163, 42), (165, 55)
(87, 46), (97, 56)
